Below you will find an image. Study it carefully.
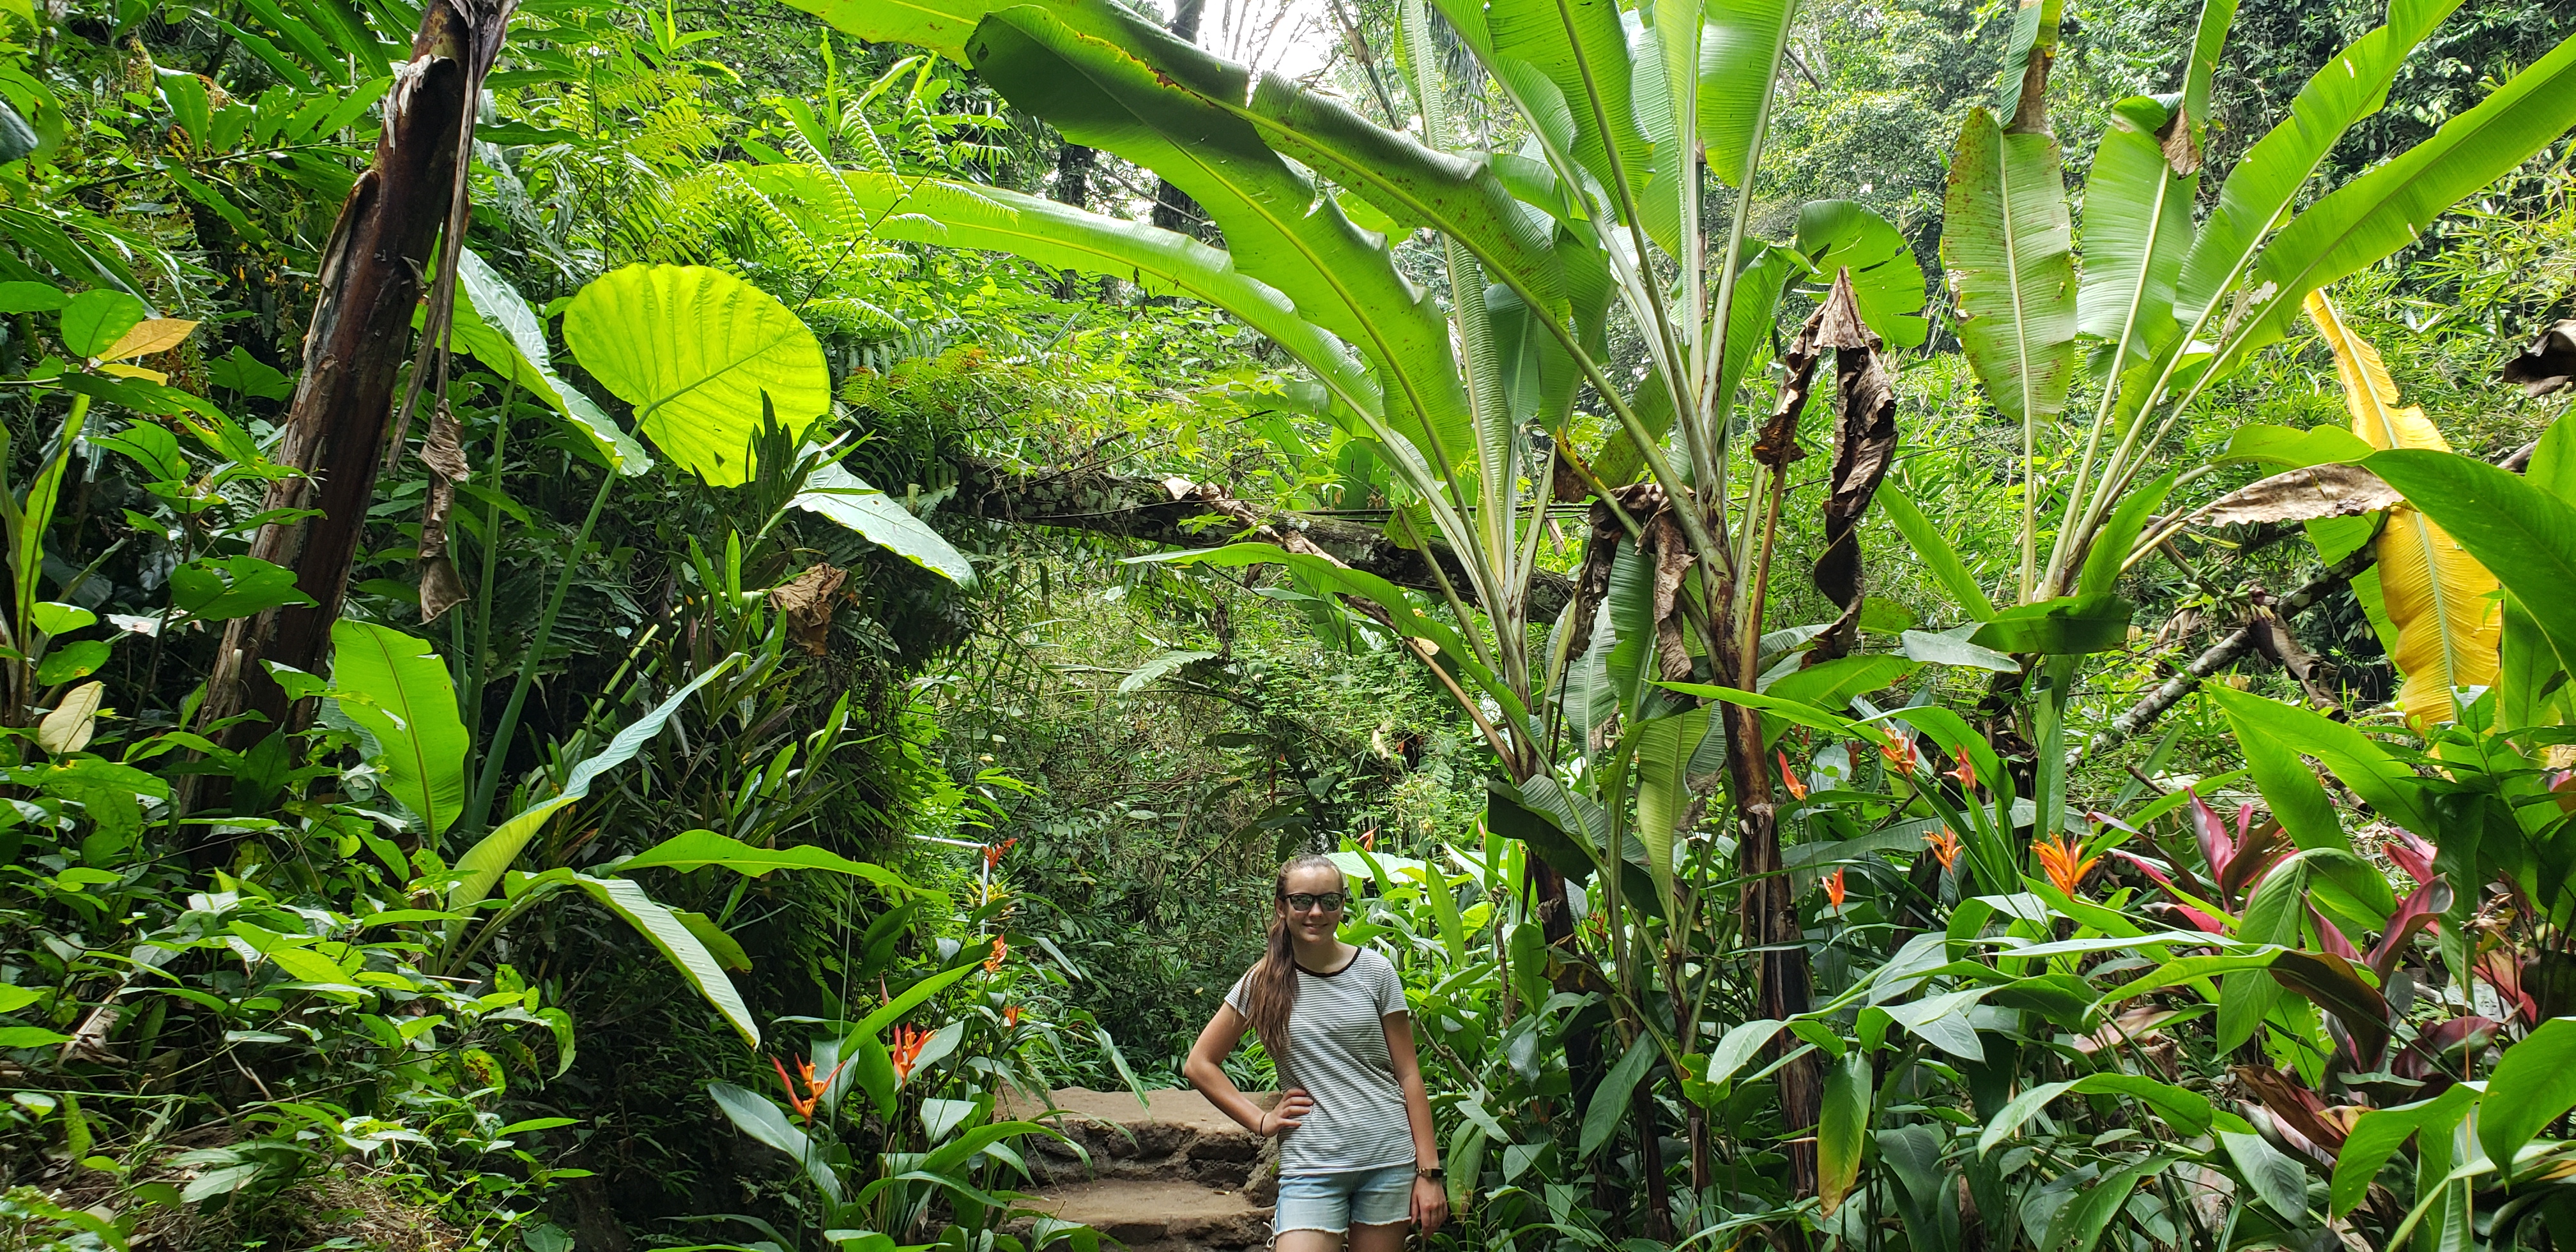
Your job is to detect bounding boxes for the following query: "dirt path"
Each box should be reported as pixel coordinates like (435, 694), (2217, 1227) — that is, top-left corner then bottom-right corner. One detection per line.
(1003, 1087), (1278, 1252)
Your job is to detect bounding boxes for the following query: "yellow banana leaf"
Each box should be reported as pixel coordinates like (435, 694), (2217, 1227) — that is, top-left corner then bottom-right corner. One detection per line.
(2306, 291), (2499, 726)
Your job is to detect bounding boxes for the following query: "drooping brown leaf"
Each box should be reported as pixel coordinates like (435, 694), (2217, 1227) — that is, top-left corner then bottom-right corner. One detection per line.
(1566, 483), (1663, 659)
(417, 404), (470, 623)
(1811, 271), (1898, 662)
(1752, 305), (1827, 471)
(2502, 319), (2576, 397)
(1644, 506), (1698, 684)
(769, 563), (850, 655)
(2187, 463), (2402, 528)
(195, 0), (514, 769)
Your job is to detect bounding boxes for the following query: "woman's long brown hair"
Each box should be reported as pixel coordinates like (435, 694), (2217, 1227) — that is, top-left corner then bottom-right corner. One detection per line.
(1241, 855), (1342, 1071)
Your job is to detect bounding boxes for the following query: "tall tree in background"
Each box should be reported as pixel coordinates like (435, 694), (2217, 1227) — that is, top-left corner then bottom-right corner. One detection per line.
(1146, 0), (1209, 240)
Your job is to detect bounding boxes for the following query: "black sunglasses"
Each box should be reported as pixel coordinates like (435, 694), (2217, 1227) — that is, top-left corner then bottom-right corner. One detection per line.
(1283, 892), (1347, 913)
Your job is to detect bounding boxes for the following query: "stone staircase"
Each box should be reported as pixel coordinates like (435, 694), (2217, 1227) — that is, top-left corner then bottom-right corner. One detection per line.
(1001, 1087), (1278, 1252)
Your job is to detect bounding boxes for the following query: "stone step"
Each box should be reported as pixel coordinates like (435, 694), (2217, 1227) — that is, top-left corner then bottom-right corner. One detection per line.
(1001, 1087), (1278, 1195)
(1019, 1179), (1271, 1252)
(1003, 1088), (1280, 1252)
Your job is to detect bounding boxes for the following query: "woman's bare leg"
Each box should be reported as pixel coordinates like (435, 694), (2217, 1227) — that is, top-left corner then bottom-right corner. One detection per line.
(1276, 1230), (1346, 1252)
(1347, 1222), (1407, 1252)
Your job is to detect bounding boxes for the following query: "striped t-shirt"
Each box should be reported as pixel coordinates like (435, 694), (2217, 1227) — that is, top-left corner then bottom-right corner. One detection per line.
(1226, 945), (1416, 1175)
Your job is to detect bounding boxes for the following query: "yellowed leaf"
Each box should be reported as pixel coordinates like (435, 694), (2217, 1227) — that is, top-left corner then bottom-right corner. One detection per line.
(98, 317), (197, 362)
(2306, 291), (2499, 726)
(96, 362), (169, 385)
(36, 682), (103, 756)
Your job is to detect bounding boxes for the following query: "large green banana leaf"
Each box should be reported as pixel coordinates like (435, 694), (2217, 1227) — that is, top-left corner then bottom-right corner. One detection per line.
(1941, 106), (2075, 439)
(2075, 95), (2196, 370)
(1696, 0), (1797, 191)
(2169, 0), (2459, 334)
(962, 6), (1473, 480)
(753, 167), (1381, 421)
(1437, 0), (1651, 224)
(798, 0), (1568, 344)
(2223, 32), (2576, 373)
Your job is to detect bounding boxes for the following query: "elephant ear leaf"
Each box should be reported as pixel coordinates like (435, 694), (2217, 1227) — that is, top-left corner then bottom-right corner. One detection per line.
(328, 621), (470, 839)
(562, 264), (830, 487)
(2310, 293), (2497, 728)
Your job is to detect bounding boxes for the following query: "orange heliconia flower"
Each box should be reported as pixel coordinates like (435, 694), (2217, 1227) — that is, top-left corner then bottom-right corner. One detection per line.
(1777, 749), (1809, 800)
(1002, 1005), (1022, 1030)
(1924, 827), (1961, 870)
(984, 936), (1008, 975)
(889, 1025), (928, 1083)
(1823, 867), (1848, 910)
(1945, 745), (1975, 791)
(774, 1056), (818, 1121)
(983, 837), (1019, 871)
(1877, 729), (1917, 777)
(2034, 832), (2101, 897)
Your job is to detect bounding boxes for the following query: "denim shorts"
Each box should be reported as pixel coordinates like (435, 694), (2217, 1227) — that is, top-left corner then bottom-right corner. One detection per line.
(1274, 1163), (1414, 1234)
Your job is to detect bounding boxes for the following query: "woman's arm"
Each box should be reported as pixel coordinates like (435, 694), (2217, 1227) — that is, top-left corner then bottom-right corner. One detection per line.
(1383, 1010), (1449, 1233)
(1184, 1002), (1307, 1138)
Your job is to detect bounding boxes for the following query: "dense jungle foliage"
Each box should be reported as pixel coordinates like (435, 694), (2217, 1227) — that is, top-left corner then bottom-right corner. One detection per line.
(2, 0), (2576, 1246)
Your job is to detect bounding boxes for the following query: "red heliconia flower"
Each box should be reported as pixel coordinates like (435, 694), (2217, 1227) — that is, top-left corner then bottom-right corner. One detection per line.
(774, 1056), (818, 1122)
(1776, 749), (1809, 800)
(1877, 729), (1918, 777)
(1823, 867), (1848, 910)
(1945, 745), (1976, 791)
(983, 837), (1020, 871)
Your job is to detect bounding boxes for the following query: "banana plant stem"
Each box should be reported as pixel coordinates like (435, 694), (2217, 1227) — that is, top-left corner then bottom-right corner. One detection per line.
(464, 468), (615, 832)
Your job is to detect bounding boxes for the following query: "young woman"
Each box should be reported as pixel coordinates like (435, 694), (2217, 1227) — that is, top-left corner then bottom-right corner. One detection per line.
(1183, 855), (1449, 1250)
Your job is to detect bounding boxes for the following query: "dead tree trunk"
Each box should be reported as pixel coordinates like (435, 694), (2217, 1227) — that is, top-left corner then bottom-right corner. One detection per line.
(195, 0), (512, 768)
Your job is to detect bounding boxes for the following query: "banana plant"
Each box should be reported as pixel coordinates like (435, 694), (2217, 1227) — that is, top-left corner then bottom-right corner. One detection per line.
(772, 0), (2576, 1223)
(1933, 0), (2576, 613)
(779, 0), (1932, 1209)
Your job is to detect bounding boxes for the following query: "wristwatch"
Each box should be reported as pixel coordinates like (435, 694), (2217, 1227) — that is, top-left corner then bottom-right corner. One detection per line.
(1416, 1166), (1446, 1181)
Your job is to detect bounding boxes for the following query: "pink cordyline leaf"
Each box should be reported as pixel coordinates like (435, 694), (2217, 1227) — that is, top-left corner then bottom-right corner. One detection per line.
(2366, 877), (2451, 982)
(2383, 828), (2437, 886)
(2474, 949), (2538, 1023)
(2311, 909), (2359, 963)
(2393, 1014), (2501, 1082)
(2109, 850), (2228, 933)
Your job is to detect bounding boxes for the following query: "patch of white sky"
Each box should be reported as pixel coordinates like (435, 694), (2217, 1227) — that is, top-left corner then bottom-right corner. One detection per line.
(1195, 0), (1339, 81)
